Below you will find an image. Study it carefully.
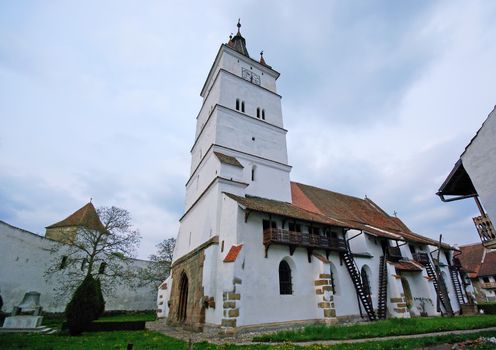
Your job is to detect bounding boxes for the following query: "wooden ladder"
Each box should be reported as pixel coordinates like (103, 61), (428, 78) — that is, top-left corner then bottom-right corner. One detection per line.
(377, 255), (388, 319)
(424, 261), (453, 316)
(449, 266), (466, 306)
(342, 251), (377, 321)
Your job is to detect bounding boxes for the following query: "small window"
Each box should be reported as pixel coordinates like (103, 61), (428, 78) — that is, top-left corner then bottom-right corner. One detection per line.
(98, 262), (107, 274)
(279, 260), (292, 295)
(251, 165), (256, 181)
(483, 277), (490, 283)
(409, 244), (416, 254)
(262, 109), (265, 120)
(309, 227), (320, 235)
(241, 101), (245, 113)
(263, 220), (277, 230)
(59, 256), (68, 270)
(257, 108), (260, 118)
(288, 223), (301, 232)
(236, 99), (240, 111)
(221, 240), (225, 252)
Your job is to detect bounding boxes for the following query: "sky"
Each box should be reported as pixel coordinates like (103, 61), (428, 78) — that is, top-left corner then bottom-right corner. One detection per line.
(1, 1), (495, 259)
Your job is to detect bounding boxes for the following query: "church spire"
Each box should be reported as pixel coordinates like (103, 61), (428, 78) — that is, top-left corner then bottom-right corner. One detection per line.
(227, 19), (249, 57)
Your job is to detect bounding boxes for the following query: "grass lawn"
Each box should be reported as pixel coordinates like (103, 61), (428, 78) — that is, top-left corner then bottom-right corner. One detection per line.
(1, 330), (496, 350)
(253, 315), (496, 342)
(42, 311), (156, 329)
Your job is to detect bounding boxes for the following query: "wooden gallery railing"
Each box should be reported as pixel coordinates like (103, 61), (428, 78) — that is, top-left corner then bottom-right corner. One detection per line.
(263, 228), (346, 259)
(473, 214), (496, 249)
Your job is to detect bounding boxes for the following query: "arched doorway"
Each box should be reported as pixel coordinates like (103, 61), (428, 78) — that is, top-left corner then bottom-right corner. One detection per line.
(178, 273), (189, 322)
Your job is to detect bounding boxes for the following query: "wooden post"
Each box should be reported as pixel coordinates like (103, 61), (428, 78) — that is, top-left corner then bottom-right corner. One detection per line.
(435, 235), (443, 315)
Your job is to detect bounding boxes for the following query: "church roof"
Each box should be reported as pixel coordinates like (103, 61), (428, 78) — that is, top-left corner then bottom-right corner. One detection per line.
(214, 152), (243, 168)
(227, 20), (249, 57)
(46, 202), (106, 233)
(392, 260), (424, 272)
(291, 182), (451, 248)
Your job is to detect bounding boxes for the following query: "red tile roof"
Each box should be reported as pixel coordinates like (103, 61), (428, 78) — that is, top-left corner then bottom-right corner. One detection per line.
(392, 261), (423, 272)
(224, 244), (243, 263)
(459, 243), (496, 277)
(291, 182), (451, 248)
(46, 202), (106, 233)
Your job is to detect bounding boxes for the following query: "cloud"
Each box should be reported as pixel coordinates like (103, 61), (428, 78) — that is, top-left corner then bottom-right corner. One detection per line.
(1, 1), (495, 258)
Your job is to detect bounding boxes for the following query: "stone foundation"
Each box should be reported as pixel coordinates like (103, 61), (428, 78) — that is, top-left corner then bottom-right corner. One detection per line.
(315, 274), (337, 324)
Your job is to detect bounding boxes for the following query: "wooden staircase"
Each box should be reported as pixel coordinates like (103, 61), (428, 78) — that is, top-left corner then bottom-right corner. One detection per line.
(342, 251), (377, 321)
(377, 255), (388, 319)
(449, 266), (466, 306)
(424, 261), (454, 316)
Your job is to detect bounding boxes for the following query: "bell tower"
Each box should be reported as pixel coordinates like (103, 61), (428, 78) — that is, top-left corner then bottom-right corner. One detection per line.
(175, 20), (292, 258)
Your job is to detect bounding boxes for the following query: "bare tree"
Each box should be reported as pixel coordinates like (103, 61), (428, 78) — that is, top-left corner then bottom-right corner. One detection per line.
(45, 206), (141, 297)
(137, 237), (176, 288)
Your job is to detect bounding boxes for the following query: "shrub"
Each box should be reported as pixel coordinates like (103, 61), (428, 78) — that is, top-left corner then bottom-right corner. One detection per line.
(478, 302), (496, 314)
(65, 275), (100, 335)
(95, 278), (105, 319)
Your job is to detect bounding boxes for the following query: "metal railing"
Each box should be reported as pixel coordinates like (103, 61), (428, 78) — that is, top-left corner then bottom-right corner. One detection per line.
(263, 228), (346, 251)
(473, 214), (496, 249)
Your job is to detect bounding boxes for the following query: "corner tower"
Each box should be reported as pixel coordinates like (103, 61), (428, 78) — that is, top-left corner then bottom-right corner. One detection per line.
(175, 21), (292, 258)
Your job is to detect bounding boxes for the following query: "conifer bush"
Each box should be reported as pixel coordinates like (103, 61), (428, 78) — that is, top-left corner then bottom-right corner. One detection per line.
(65, 275), (100, 335)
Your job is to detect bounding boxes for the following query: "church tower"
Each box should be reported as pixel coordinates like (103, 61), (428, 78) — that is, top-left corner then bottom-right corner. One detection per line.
(174, 21), (292, 259)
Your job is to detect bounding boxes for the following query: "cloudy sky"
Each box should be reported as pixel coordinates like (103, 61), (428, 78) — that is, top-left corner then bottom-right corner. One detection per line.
(1, 1), (495, 259)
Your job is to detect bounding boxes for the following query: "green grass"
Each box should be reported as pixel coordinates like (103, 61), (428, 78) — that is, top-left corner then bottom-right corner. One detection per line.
(42, 311), (156, 329)
(253, 315), (496, 342)
(1, 330), (496, 350)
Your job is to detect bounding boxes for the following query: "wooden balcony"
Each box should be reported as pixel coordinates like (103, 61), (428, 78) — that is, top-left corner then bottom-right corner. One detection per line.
(263, 228), (346, 253)
(387, 246), (402, 261)
(473, 214), (496, 249)
(412, 252), (430, 265)
(480, 282), (496, 289)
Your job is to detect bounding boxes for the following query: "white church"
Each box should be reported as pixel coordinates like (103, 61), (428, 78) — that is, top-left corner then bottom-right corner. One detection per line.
(158, 21), (474, 333)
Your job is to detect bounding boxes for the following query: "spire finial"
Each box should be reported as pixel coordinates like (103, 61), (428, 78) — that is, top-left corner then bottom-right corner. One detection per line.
(90, 197), (93, 203)
(260, 50), (264, 57)
(237, 18), (241, 34)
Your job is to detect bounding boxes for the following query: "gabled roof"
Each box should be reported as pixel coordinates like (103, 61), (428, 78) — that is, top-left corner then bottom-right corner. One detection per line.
(46, 202), (106, 233)
(459, 243), (496, 278)
(214, 152), (243, 168)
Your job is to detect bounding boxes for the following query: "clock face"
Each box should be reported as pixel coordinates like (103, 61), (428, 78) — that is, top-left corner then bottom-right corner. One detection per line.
(242, 68), (261, 85)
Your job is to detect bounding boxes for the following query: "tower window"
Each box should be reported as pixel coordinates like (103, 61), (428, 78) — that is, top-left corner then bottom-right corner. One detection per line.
(251, 165), (256, 181)
(262, 109), (265, 120)
(241, 101), (245, 113)
(279, 260), (293, 295)
(257, 108), (260, 118)
(236, 99), (240, 111)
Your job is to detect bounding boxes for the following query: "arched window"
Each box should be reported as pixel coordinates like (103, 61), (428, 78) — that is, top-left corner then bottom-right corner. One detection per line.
(241, 101), (245, 113)
(279, 260), (292, 295)
(262, 109), (265, 120)
(236, 99), (240, 111)
(329, 262), (338, 295)
(361, 266), (371, 296)
(257, 107), (260, 118)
